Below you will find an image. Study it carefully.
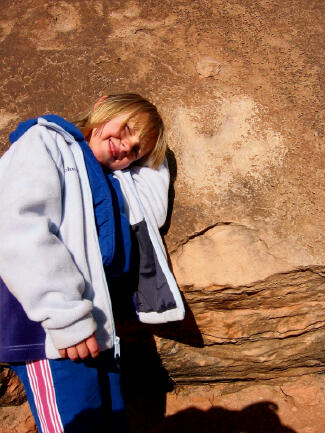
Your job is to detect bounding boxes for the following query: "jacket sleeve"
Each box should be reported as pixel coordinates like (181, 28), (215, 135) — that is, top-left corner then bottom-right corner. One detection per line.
(0, 125), (97, 350)
(130, 159), (170, 229)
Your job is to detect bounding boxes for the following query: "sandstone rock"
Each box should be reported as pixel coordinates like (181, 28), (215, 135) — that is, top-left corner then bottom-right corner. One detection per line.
(160, 374), (325, 433)
(117, 267), (323, 384)
(0, 401), (36, 433)
(196, 56), (221, 78)
(124, 374), (324, 433)
(171, 223), (292, 287)
(0, 367), (26, 407)
(0, 0), (323, 432)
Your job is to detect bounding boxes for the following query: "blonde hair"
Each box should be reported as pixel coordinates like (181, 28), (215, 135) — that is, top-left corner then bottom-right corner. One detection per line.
(75, 93), (166, 169)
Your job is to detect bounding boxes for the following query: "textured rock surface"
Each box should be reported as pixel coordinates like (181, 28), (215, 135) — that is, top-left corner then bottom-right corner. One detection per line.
(0, 367), (26, 407)
(0, 401), (37, 433)
(123, 372), (324, 433)
(155, 267), (324, 383)
(0, 0), (323, 432)
(160, 374), (325, 433)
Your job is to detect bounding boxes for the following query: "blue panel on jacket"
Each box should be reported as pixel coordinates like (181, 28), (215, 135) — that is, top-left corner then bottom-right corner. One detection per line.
(0, 278), (46, 362)
(77, 138), (131, 275)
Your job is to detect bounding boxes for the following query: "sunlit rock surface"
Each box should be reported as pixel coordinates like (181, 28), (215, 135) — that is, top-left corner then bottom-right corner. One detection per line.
(0, 0), (323, 432)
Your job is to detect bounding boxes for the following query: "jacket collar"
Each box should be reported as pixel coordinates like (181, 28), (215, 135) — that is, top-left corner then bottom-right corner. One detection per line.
(9, 114), (85, 145)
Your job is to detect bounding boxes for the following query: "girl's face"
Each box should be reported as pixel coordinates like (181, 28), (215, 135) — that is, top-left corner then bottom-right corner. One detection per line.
(88, 112), (154, 170)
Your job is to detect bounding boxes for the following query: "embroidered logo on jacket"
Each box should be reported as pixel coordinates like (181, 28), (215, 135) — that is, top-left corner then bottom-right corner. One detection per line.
(64, 167), (78, 173)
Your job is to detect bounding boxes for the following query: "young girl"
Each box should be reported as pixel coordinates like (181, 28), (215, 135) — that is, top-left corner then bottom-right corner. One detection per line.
(0, 94), (184, 432)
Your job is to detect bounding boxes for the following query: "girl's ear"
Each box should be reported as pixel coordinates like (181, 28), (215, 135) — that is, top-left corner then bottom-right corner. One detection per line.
(94, 95), (108, 110)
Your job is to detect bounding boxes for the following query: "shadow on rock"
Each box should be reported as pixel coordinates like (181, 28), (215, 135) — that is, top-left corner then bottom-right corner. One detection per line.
(116, 322), (173, 431)
(111, 296), (204, 432)
(160, 147), (177, 237)
(147, 401), (297, 433)
(148, 298), (204, 347)
(63, 407), (129, 433)
(63, 400), (296, 433)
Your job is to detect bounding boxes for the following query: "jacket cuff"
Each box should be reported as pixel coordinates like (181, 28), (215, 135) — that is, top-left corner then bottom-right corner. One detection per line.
(46, 313), (97, 349)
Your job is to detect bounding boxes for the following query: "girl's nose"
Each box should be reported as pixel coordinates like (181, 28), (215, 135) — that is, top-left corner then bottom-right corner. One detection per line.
(120, 139), (132, 153)
(121, 134), (140, 153)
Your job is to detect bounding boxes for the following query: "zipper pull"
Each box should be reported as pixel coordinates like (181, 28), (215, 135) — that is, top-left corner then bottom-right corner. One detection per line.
(114, 336), (121, 360)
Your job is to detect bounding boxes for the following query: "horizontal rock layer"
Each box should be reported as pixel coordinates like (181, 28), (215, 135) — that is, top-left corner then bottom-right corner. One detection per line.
(115, 266), (324, 385)
(155, 267), (324, 383)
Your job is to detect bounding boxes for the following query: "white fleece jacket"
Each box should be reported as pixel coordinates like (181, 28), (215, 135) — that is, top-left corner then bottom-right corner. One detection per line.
(0, 118), (181, 359)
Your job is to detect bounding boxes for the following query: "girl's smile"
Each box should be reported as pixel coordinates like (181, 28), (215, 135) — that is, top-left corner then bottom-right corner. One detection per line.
(87, 112), (154, 170)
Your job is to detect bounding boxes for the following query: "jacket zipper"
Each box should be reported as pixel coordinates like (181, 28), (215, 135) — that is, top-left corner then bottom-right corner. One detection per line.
(72, 140), (120, 359)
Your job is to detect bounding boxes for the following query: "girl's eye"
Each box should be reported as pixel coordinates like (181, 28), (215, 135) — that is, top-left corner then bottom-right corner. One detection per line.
(125, 124), (130, 134)
(133, 146), (140, 157)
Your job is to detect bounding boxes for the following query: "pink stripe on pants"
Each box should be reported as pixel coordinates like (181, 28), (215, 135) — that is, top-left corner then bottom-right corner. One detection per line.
(26, 359), (64, 433)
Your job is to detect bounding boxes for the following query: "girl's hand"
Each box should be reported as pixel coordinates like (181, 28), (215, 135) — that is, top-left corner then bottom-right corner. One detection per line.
(58, 333), (99, 361)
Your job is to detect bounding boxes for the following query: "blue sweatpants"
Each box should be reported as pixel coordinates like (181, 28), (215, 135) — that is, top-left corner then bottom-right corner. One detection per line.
(11, 350), (129, 433)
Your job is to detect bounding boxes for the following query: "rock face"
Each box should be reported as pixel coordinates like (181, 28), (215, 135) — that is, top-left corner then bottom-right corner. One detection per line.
(0, 401), (37, 433)
(0, 0), (323, 432)
(0, 367), (26, 407)
(160, 374), (325, 433)
(159, 267), (324, 382)
(0, 367), (36, 433)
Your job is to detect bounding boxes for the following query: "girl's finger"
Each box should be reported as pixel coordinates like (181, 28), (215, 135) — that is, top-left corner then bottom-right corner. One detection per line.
(76, 341), (90, 360)
(59, 348), (67, 358)
(86, 335), (99, 358)
(66, 346), (79, 361)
